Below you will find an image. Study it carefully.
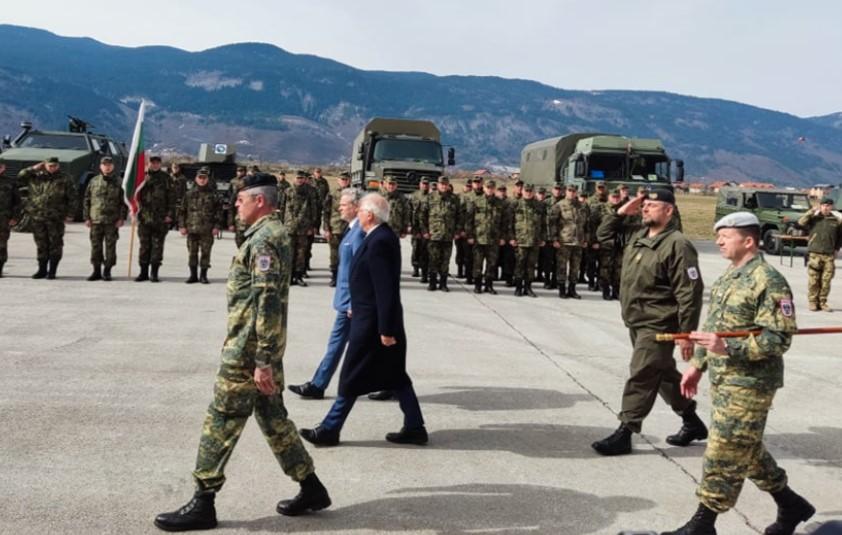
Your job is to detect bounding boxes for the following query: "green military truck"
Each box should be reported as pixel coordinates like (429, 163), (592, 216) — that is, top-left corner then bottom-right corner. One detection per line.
(715, 186), (810, 254)
(519, 133), (684, 193)
(350, 118), (455, 193)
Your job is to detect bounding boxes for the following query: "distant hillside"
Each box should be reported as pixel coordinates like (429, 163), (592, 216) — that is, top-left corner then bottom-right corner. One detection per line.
(1, 24), (841, 186)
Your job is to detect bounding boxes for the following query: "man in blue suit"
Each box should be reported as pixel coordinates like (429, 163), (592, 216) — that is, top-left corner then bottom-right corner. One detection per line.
(289, 188), (365, 399)
(300, 193), (427, 446)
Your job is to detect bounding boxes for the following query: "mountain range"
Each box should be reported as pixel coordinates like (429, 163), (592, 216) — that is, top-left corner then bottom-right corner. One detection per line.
(1, 24), (841, 186)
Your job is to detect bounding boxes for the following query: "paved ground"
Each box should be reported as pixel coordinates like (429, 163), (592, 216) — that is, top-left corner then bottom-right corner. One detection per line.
(1, 224), (840, 535)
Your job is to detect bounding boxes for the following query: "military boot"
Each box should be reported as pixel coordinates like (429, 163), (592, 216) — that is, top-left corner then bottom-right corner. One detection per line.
(567, 283), (581, 299)
(185, 266), (199, 284)
(32, 260), (48, 279)
(611, 285), (620, 300)
(102, 266), (112, 281)
(558, 282), (568, 299)
(474, 278), (483, 294)
(514, 279), (524, 297)
(329, 270), (337, 288)
(525, 280), (537, 298)
(602, 282), (612, 300)
(46, 258), (60, 280)
(276, 473), (331, 516)
(199, 268), (210, 284)
(667, 401), (708, 447)
(484, 278), (498, 295)
(420, 269), (428, 284)
(466, 272), (474, 285)
(764, 487), (815, 535)
(661, 503), (718, 535)
(412, 266), (420, 278)
(0, 260), (4, 278)
(591, 423), (632, 456)
(87, 264), (102, 282)
(154, 491), (217, 532)
(150, 264), (161, 283)
(427, 272), (437, 291)
(135, 264), (149, 282)
(439, 274), (450, 293)
(457, 264), (464, 278)
(549, 272), (558, 289)
(543, 271), (552, 289)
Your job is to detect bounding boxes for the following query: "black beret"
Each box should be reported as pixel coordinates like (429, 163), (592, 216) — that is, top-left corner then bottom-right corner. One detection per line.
(647, 188), (675, 205)
(239, 172), (277, 192)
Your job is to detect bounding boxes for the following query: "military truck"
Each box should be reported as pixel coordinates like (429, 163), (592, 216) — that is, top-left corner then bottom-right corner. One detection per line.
(350, 118), (455, 193)
(1, 117), (127, 221)
(715, 186), (810, 254)
(519, 133), (684, 194)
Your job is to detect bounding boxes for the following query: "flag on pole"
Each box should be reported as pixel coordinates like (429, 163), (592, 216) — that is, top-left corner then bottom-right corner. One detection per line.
(122, 100), (147, 217)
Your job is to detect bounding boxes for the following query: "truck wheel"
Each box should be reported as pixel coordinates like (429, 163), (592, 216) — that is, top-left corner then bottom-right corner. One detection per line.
(762, 229), (781, 255)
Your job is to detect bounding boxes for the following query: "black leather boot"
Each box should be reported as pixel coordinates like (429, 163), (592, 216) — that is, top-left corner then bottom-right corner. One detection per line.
(611, 285), (620, 300)
(87, 264), (102, 281)
(485, 278), (497, 295)
(150, 264), (161, 282)
(199, 268), (209, 284)
(135, 263), (149, 282)
(591, 423), (632, 456)
(427, 272), (437, 291)
(660, 503), (718, 535)
(276, 473), (331, 516)
(420, 269), (428, 284)
(558, 282), (568, 299)
(514, 279), (523, 297)
(102, 266), (112, 281)
(46, 258), (59, 279)
(439, 274), (450, 293)
(525, 280), (537, 298)
(764, 487), (815, 535)
(295, 272), (308, 287)
(32, 260), (48, 279)
(457, 264), (464, 278)
(602, 282), (612, 300)
(474, 278), (483, 294)
(412, 266), (420, 278)
(543, 272), (552, 289)
(567, 283), (581, 299)
(0, 260), (4, 278)
(154, 491), (217, 532)
(186, 266), (199, 284)
(667, 401), (708, 446)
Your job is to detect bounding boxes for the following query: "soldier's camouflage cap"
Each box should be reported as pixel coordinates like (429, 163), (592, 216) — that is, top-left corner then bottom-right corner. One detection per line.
(514, 179), (524, 187)
(821, 197), (834, 205)
(419, 177), (430, 184)
(294, 169), (307, 178)
(485, 179), (496, 188)
(239, 172), (277, 192)
(46, 156), (60, 164)
(714, 212), (760, 231)
(384, 176), (397, 184)
(553, 183), (563, 189)
(149, 155), (162, 163)
(647, 188), (675, 205)
(100, 156), (113, 164)
(197, 167), (210, 176)
(524, 183), (534, 192)
(438, 176), (450, 184)
(471, 176), (483, 182)
(338, 171), (351, 179)
(537, 186), (546, 194)
(566, 184), (577, 191)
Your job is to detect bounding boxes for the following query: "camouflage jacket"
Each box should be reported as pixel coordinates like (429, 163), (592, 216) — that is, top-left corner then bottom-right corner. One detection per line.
(277, 178), (291, 193)
(690, 254), (796, 391)
(419, 191), (459, 241)
(797, 210), (842, 254)
(385, 190), (411, 235)
(171, 173), (189, 206)
(587, 196), (607, 242)
(284, 184), (319, 235)
(179, 185), (223, 234)
(548, 198), (587, 245)
(137, 170), (175, 225)
(409, 190), (429, 233)
(228, 176), (247, 229)
(19, 167), (77, 221)
(224, 212), (291, 368)
(464, 194), (503, 245)
(511, 197), (545, 247)
(83, 173), (128, 224)
(323, 188), (349, 235)
(0, 173), (22, 222)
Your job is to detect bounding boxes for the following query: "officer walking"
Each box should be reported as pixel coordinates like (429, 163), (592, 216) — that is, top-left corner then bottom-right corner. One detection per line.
(797, 197), (842, 311)
(409, 178), (431, 280)
(83, 156), (127, 281)
(322, 172), (351, 287)
(419, 176), (459, 292)
(0, 157), (22, 278)
(464, 179), (504, 294)
(179, 168), (223, 284)
(510, 184), (544, 297)
(662, 212), (814, 535)
(135, 155), (175, 282)
(549, 185), (587, 299)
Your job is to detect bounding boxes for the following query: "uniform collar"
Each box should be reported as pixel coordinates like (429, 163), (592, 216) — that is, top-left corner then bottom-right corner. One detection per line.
(726, 253), (763, 279)
(633, 227), (675, 249)
(244, 212), (277, 237)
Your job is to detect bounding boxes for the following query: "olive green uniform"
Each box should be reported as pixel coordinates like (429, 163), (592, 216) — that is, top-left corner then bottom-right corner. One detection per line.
(511, 197), (544, 282)
(19, 166), (77, 263)
(227, 176), (248, 248)
(465, 193), (503, 281)
(192, 212), (314, 492)
(0, 172), (22, 270)
(548, 197), (586, 286)
(618, 227), (704, 432)
(690, 254), (795, 513)
(797, 210), (842, 309)
(420, 190), (459, 276)
(137, 170), (175, 267)
(83, 173), (127, 268)
(179, 184), (223, 269)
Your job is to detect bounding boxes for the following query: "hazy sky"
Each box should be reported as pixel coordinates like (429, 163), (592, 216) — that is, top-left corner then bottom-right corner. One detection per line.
(5, 0), (841, 117)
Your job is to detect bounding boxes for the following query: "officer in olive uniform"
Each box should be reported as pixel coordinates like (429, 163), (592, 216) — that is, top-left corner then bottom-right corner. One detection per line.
(549, 185), (587, 299)
(284, 170), (319, 286)
(179, 168), (223, 284)
(83, 156), (127, 281)
(0, 157), (22, 277)
(227, 166), (249, 248)
(510, 184), (545, 297)
(464, 180), (503, 294)
(19, 156), (77, 279)
(420, 176), (459, 292)
(797, 197), (842, 311)
(154, 173), (330, 532)
(323, 172), (351, 287)
(409, 178), (431, 280)
(663, 212), (814, 535)
(135, 156), (175, 282)
(592, 189), (708, 456)
(383, 176), (411, 237)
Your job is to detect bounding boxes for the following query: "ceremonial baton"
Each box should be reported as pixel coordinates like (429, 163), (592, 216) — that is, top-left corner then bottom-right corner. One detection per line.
(656, 327), (842, 342)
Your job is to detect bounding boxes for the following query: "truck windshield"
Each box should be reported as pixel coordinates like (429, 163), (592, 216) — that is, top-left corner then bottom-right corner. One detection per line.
(18, 134), (89, 151)
(372, 139), (442, 165)
(756, 192), (811, 211)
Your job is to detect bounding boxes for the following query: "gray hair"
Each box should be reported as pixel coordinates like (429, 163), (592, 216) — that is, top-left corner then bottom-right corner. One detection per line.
(359, 192), (390, 224)
(248, 186), (278, 208)
(340, 187), (362, 205)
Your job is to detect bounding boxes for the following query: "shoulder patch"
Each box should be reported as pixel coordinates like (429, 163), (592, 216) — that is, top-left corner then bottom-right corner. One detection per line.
(687, 266), (700, 280)
(257, 255), (272, 272)
(779, 298), (794, 317)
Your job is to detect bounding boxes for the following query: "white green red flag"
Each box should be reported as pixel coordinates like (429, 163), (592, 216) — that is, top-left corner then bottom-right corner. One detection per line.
(122, 100), (147, 217)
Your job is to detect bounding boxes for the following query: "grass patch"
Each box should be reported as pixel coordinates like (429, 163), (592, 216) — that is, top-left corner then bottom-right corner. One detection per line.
(677, 194), (717, 240)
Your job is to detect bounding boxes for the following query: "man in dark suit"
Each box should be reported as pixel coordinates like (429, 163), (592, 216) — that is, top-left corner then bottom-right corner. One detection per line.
(300, 193), (427, 446)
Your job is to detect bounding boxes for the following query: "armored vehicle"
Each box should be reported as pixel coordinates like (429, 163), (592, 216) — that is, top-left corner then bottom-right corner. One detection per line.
(715, 186), (810, 253)
(519, 133), (684, 194)
(350, 118), (455, 193)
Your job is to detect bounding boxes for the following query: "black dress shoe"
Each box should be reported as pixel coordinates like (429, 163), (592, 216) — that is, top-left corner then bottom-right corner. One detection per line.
(386, 426), (429, 445)
(288, 382), (325, 400)
(300, 425), (340, 446)
(154, 492), (217, 532)
(368, 390), (395, 401)
(276, 473), (331, 516)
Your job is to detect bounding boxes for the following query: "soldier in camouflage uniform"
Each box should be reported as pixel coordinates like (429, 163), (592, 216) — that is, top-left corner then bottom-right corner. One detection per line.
(170, 162), (189, 229)
(277, 171), (290, 193)
(0, 158), (22, 277)
(663, 212), (814, 535)
(154, 174), (330, 532)
(409, 178), (431, 280)
(596, 190), (624, 300)
(454, 180), (473, 279)
(539, 184), (563, 288)
(510, 184), (545, 297)
(419, 176), (459, 292)
(284, 170), (319, 286)
(179, 168), (223, 284)
(19, 156), (77, 279)
(227, 166), (249, 248)
(797, 197), (842, 311)
(383, 176), (411, 237)
(135, 156), (175, 282)
(323, 172), (351, 287)
(549, 185), (587, 299)
(464, 180), (503, 294)
(499, 180), (523, 286)
(83, 156), (127, 281)
(584, 182), (608, 290)
(596, 186), (647, 300)
(305, 168), (329, 272)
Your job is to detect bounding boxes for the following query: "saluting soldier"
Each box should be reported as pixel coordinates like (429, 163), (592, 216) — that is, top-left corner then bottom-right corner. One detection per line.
(179, 168), (223, 284)
(549, 185), (587, 299)
(419, 176), (459, 292)
(227, 166), (249, 247)
(0, 158), (22, 277)
(19, 156), (77, 279)
(83, 156), (127, 281)
(797, 197), (842, 311)
(135, 155), (175, 282)
(464, 179), (503, 294)
(592, 189), (708, 456)
(383, 176), (411, 237)
(284, 170), (319, 286)
(409, 178), (431, 280)
(323, 172), (351, 287)
(510, 184), (544, 297)
(663, 212), (814, 535)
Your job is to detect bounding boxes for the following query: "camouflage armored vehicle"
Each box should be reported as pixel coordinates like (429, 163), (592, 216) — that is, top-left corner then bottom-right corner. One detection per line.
(351, 118), (455, 193)
(715, 186), (810, 253)
(1, 118), (127, 221)
(519, 133), (684, 194)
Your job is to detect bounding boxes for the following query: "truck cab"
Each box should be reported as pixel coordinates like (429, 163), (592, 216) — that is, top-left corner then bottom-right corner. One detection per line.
(715, 186), (810, 253)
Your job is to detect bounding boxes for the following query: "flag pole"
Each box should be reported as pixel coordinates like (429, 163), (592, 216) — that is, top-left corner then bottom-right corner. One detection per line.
(127, 215), (137, 278)
(122, 99), (146, 278)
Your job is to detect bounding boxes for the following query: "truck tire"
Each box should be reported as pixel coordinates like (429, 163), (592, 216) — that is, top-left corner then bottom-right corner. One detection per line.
(762, 228), (781, 255)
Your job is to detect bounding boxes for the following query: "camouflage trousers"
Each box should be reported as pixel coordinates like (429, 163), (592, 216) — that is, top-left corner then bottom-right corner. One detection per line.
(89, 223), (119, 267)
(187, 231), (214, 269)
(807, 252), (835, 306)
(31, 218), (65, 262)
(427, 239), (453, 275)
(472, 243), (499, 280)
(290, 234), (308, 275)
(697, 385), (787, 513)
(0, 219), (10, 264)
(138, 222), (169, 266)
(411, 236), (429, 269)
(328, 234), (342, 272)
(192, 357), (315, 493)
(599, 248), (620, 288)
(514, 246), (539, 281)
(556, 245), (583, 285)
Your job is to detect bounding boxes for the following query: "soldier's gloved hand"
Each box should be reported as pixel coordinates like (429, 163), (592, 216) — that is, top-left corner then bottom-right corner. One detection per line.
(179, 228), (188, 236)
(254, 366), (277, 395)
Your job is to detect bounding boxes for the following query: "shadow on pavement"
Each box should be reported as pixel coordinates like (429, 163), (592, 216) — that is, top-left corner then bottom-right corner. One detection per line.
(223, 483), (655, 533)
(418, 386), (592, 412)
(767, 426), (842, 469)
